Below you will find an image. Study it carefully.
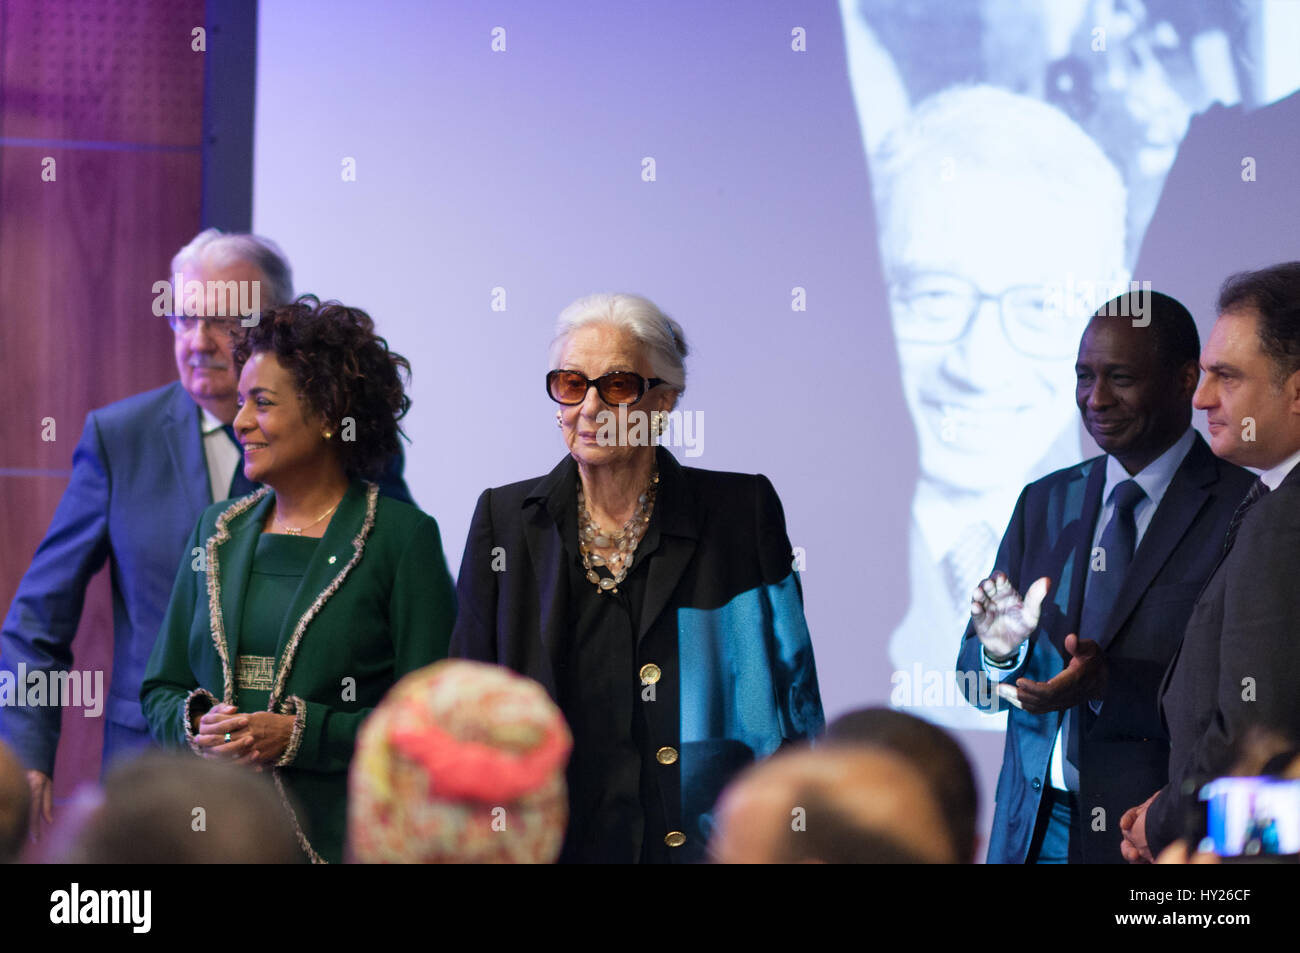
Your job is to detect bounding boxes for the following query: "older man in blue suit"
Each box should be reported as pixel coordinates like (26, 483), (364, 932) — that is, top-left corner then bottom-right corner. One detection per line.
(0, 230), (412, 839)
(957, 291), (1254, 863)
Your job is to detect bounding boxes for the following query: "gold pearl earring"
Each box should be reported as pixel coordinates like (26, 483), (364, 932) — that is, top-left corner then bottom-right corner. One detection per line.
(323, 431), (333, 440)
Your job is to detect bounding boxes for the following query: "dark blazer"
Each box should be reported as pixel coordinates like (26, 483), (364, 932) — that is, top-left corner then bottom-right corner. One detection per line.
(140, 481), (455, 864)
(1146, 461), (1300, 853)
(450, 446), (824, 863)
(957, 434), (1254, 863)
(0, 381), (413, 777)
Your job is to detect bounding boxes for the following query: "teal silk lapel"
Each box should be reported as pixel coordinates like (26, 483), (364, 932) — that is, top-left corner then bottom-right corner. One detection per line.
(1054, 458), (1106, 654)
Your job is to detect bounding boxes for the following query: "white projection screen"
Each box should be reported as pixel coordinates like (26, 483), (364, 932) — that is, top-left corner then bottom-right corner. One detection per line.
(252, 0), (1300, 849)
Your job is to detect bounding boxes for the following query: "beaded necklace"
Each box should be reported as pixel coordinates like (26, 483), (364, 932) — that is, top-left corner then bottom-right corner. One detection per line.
(577, 468), (659, 594)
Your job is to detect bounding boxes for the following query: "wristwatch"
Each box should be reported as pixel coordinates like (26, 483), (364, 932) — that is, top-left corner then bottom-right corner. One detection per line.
(983, 646), (1020, 669)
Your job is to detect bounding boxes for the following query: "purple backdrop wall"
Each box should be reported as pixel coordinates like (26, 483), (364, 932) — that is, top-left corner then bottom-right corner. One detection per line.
(253, 1), (911, 723)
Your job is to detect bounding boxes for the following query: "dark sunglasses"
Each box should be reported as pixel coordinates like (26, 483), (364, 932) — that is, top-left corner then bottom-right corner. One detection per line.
(546, 369), (663, 406)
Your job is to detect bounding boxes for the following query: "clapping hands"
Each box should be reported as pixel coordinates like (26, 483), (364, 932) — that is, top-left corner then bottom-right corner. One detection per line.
(970, 571), (1050, 661)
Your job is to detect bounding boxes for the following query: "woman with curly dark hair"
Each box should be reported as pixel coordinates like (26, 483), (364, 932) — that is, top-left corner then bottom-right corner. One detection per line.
(141, 296), (456, 863)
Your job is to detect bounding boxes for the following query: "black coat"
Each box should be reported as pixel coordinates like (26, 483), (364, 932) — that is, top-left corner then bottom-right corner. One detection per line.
(450, 446), (824, 863)
(1147, 461), (1300, 853)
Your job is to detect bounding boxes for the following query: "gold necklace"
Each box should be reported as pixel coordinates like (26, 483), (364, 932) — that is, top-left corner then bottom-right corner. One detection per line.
(274, 496), (343, 536)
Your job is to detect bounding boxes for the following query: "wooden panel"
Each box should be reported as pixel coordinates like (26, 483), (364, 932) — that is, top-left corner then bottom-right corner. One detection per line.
(0, 148), (200, 468)
(0, 0), (207, 810)
(0, 475), (115, 800)
(2, 0), (204, 145)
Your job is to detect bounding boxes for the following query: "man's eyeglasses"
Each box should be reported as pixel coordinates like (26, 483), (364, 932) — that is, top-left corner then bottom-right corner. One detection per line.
(888, 272), (1081, 359)
(546, 370), (663, 406)
(166, 314), (248, 337)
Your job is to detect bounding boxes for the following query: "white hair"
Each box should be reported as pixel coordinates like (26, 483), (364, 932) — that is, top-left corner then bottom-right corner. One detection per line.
(871, 84), (1127, 253)
(169, 228), (294, 308)
(549, 293), (689, 394)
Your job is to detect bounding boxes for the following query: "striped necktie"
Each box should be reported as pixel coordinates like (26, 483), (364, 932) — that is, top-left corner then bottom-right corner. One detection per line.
(1222, 478), (1269, 555)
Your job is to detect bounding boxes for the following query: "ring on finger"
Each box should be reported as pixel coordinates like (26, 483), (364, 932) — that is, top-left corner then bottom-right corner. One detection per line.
(224, 732), (232, 743)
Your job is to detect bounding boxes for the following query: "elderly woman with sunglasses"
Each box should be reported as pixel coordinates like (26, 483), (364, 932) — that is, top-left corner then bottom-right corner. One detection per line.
(450, 293), (823, 864)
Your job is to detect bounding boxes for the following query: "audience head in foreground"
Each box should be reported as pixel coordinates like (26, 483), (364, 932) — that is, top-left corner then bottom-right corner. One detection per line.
(709, 745), (958, 863)
(348, 659), (572, 863)
(0, 741), (30, 863)
(824, 706), (979, 863)
(53, 751), (304, 863)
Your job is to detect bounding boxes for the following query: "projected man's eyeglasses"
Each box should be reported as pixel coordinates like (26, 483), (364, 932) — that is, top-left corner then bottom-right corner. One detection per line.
(888, 272), (1075, 359)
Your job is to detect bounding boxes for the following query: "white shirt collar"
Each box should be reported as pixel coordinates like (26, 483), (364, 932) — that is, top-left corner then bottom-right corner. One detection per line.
(198, 405), (226, 436)
(1103, 426), (1196, 509)
(1260, 445), (1300, 491)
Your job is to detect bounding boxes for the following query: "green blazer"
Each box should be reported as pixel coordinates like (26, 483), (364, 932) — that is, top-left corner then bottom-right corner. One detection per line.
(141, 480), (456, 863)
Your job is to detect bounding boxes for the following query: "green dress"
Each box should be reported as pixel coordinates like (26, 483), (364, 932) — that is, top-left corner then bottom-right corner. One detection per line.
(236, 533), (319, 713)
(141, 480), (457, 863)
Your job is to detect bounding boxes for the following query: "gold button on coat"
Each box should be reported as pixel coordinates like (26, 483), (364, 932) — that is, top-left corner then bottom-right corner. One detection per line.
(639, 663), (661, 684)
(656, 746), (678, 765)
(665, 831), (686, 848)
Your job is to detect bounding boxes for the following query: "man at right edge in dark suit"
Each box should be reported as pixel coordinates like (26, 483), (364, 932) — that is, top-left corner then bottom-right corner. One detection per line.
(958, 290), (1254, 863)
(1122, 262), (1300, 862)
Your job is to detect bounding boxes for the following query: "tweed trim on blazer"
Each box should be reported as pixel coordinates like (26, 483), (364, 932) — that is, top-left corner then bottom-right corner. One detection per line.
(202, 482), (379, 864)
(266, 484), (379, 711)
(275, 694), (308, 768)
(204, 485), (273, 705)
(182, 687), (220, 755)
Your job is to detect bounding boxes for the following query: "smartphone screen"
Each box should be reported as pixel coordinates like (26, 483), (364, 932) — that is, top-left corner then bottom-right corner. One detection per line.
(1198, 776), (1300, 857)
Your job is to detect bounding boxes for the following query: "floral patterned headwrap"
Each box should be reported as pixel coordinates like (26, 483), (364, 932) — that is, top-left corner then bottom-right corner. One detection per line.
(348, 659), (572, 863)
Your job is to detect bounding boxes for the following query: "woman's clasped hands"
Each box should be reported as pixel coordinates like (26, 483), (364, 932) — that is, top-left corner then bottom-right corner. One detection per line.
(192, 703), (293, 769)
